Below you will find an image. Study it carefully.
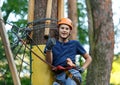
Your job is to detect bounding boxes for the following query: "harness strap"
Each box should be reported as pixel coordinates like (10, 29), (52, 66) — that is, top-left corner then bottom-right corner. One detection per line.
(55, 79), (64, 85)
(52, 65), (75, 71)
(65, 71), (81, 85)
(53, 65), (81, 85)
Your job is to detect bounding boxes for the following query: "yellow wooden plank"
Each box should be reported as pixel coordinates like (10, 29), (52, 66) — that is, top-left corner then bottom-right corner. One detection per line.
(32, 45), (54, 85)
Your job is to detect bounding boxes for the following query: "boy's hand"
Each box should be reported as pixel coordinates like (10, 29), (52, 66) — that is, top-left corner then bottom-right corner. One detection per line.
(45, 37), (56, 50)
(66, 58), (76, 67)
(76, 66), (85, 73)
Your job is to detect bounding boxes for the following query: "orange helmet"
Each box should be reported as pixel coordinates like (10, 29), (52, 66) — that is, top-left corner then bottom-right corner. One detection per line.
(58, 18), (73, 30)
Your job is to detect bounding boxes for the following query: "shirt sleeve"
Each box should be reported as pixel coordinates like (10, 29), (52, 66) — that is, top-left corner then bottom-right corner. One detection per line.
(76, 41), (86, 55)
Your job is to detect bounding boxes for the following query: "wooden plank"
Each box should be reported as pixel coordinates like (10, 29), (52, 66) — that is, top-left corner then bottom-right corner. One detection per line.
(28, 0), (34, 22)
(0, 9), (21, 85)
(32, 45), (54, 85)
(44, 0), (53, 39)
(58, 0), (64, 20)
(27, 0), (35, 42)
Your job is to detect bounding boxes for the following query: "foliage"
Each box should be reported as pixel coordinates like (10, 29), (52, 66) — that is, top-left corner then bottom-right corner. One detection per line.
(77, 1), (89, 84)
(21, 76), (31, 85)
(79, 56), (87, 85)
(110, 55), (120, 85)
(0, 70), (13, 85)
(77, 1), (88, 44)
(0, 0), (29, 84)
(0, 74), (30, 85)
(0, 38), (6, 62)
(1, 0), (28, 27)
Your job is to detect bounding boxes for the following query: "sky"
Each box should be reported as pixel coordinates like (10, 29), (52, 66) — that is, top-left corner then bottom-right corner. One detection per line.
(0, 0), (120, 54)
(112, 0), (120, 54)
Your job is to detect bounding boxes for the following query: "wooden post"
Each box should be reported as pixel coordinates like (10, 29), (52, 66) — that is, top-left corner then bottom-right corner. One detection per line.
(58, 0), (64, 20)
(44, 0), (53, 39)
(0, 9), (21, 85)
(27, 0), (35, 40)
(28, 0), (34, 22)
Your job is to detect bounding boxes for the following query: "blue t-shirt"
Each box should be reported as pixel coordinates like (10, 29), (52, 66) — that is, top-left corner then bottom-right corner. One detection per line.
(52, 40), (86, 67)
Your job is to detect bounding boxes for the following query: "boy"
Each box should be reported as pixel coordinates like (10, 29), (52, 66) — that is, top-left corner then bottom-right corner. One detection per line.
(45, 18), (92, 85)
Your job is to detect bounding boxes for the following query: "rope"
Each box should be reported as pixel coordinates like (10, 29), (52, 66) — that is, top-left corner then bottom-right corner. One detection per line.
(9, 19), (57, 68)
(12, 30), (55, 68)
(4, 19), (56, 69)
(20, 38), (55, 68)
(26, 33), (46, 57)
(19, 45), (27, 77)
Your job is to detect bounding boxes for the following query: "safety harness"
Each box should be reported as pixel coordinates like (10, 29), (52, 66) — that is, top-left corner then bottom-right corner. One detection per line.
(52, 65), (81, 85)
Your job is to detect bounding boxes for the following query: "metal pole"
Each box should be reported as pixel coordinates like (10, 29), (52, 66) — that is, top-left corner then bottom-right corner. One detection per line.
(0, 9), (21, 85)
(28, 0), (35, 84)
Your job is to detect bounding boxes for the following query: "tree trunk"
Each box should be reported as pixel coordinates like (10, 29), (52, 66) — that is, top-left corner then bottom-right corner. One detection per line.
(31, 0), (58, 85)
(33, 0), (58, 45)
(86, 0), (114, 85)
(68, 0), (78, 40)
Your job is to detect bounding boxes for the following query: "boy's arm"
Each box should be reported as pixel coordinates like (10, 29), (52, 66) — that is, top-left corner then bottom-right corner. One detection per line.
(44, 37), (56, 64)
(66, 53), (92, 73)
(81, 53), (92, 70)
(46, 51), (53, 64)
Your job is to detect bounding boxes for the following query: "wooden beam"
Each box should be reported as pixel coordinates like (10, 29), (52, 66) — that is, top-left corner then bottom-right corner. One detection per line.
(27, 0), (35, 43)
(44, 0), (53, 39)
(28, 0), (34, 22)
(0, 9), (21, 85)
(58, 0), (64, 20)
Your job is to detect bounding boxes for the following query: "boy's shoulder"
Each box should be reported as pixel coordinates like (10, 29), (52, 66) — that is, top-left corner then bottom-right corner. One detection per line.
(69, 40), (79, 43)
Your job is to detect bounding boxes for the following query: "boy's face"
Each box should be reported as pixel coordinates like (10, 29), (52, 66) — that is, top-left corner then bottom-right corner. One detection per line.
(58, 24), (71, 39)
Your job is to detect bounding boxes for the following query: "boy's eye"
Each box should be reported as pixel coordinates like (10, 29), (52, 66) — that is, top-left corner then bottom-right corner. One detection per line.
(61, 27), (69, 30)
(65, 27), (69, 30)
(61, 27), (64, 29)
